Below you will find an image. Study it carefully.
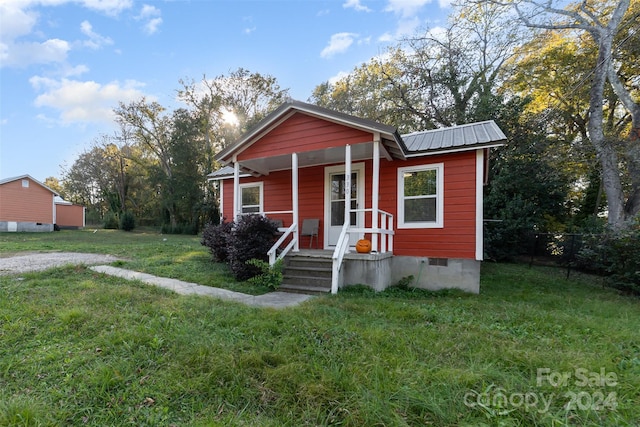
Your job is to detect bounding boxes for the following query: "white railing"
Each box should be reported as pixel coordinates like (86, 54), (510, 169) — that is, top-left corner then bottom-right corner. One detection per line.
(331, 221), (351, 294)
(267, 223), (298, 266)
(330, 209), (395, 294)
(349, 208), (394, 253)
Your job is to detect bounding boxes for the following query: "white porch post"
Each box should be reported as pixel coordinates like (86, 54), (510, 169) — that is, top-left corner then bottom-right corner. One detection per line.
(344, 145), (351, 225)
(292, 152), (300, 252)
(233, 159), (240, 222)
(218, 180), (224, 224)
(372, 138), (380, 252)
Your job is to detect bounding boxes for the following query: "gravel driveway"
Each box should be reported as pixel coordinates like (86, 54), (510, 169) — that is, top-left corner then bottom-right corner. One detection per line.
(0, 252), (122, 275)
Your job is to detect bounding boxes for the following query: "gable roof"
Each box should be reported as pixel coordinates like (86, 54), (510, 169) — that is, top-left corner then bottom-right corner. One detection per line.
(211, 100), (507, 179)
(215, 100), (407, 163)
(0, 174), (59, 196)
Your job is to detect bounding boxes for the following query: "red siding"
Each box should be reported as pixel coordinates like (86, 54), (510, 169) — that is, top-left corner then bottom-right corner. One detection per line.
(222, 150), (478, 259)
(237, 113), (373, 160)
(56, 204), (85, 228)
(0, 178), (55, 223)
(379, 151), (477, 259)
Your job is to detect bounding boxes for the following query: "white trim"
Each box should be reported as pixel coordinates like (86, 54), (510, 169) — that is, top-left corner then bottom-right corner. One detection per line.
(397, 163), (444, 229)
(371, 138), (380, 252)
(239, 182), (264, 214)
(218, 180), (224, 224)
(404, 143), (504, 158)
(324, 162), (366, 248)
(475, 149), (484, 261)
(292, 152), (299, 252)
(233, 161), (240, 221)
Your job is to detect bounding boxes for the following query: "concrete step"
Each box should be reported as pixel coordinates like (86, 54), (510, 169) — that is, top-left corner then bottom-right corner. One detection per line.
(280, 252), (334, 294)
(284, 265), (333, 279)
(279, 283), (331, 295)
(282, 273), (332, 288)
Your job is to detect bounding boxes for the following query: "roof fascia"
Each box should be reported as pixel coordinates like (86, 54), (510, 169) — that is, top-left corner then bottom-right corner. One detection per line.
(0, 174), (59, 196)
(404, 142), (505, 158)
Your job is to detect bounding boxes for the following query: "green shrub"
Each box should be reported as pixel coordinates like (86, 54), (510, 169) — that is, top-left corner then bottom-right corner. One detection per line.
(247, 259), (283, 290)
(120, 211), (135, 231)
(576, 217), (640, 295)
(201, 220), (233, 262)
(227, 215), (278, 280)
(103, 211), (119, 229)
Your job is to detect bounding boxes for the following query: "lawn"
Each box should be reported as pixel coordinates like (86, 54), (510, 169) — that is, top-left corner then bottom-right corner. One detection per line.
(0, 230), (638, 426)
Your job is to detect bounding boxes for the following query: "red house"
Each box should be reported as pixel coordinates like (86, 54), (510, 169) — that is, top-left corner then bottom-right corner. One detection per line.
(0, 175), (58, 232)
(210, 101), (506, 293)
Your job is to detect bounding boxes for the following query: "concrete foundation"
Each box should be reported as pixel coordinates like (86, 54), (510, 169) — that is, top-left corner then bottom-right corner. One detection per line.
(0, 221), (54, 232)
(340, 253), (480, 294)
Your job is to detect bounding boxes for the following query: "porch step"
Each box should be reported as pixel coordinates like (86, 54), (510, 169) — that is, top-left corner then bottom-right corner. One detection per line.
(280, 253), (333, 294)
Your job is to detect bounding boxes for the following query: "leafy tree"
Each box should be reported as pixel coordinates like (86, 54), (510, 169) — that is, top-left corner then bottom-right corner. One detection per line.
(485, 111), (571, 259)
(312, 2), (523, 132)
(486, 0), (640, 228)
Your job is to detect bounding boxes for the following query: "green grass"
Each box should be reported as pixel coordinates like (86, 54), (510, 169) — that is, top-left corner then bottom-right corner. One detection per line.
(0, 228), (266, 295)
(0, 231), (639, 426)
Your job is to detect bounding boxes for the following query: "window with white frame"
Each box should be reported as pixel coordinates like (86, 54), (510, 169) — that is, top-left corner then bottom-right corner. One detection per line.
(397, 163), (444, 228)
(240, 182), (263, 214)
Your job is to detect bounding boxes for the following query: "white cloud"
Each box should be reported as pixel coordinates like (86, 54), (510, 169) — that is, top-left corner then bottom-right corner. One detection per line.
(0, 1), (38, 40)
(328, 70), (351, 85)
(384, 0), (433, 18)
(143, 17), (162, 35)
(80, 20), (113, 49)
(320, 32), (358, 59)
(137, 4), (162, 34)
(29, 77), (148, 124)
(139, 4), (160, 18)
(343, 0), (372, 12)
(1, 38), (70, 67)
(80, 0), (133, 16)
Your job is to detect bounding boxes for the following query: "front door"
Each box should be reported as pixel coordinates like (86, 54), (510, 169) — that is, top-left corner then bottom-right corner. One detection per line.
(325, 163), (365, 248)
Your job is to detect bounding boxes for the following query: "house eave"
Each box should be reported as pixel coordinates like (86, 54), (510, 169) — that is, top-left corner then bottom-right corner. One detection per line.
(404, 142), (505, 158)
(215, 100), (406, 164)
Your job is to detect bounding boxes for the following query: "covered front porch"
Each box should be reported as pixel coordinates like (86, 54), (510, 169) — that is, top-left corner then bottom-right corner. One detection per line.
(227, 141), (396, 294)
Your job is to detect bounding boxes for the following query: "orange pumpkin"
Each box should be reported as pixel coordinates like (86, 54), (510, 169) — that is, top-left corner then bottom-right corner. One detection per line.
(355, 239), (372, 253)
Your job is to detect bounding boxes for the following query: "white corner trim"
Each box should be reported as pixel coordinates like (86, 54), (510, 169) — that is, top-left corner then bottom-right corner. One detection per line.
(475, 149), (484, 261)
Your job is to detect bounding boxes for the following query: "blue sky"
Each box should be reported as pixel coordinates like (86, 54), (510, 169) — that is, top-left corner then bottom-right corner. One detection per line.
(0, 0), (452, 182)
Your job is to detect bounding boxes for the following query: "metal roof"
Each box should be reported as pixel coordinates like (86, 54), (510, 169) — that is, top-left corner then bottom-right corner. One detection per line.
(402, 120), (506, 154)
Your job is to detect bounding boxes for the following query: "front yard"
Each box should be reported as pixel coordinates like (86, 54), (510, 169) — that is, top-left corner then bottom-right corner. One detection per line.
(0, 230), (638, 426)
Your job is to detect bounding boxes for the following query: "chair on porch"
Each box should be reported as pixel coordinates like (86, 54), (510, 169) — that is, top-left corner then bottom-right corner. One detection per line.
(301, 218), (319, 249)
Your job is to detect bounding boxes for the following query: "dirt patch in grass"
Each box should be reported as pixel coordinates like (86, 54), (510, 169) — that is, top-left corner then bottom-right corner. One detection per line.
(0, 252), (122, 275)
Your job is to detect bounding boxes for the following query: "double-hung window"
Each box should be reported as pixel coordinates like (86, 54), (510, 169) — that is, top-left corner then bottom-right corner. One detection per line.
(397, 164), (444, 228)
(240, 182), (263, 214)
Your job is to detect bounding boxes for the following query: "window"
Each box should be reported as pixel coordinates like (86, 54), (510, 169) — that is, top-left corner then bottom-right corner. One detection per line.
(397, 163), (443, 228)
(22, 179), (29, 188)
(239, 183), (263, 214)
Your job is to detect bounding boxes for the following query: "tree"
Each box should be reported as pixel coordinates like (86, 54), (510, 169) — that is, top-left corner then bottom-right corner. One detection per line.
(44, 177), (63, 197)
(311, 2), (523, 132)
(486, 0), (640, 228)
(177, 68), (290, 165)
(114, 98), (179, 228)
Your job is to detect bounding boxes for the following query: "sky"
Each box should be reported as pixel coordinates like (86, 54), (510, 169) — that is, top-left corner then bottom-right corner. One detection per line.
(0, 0), (452, 183)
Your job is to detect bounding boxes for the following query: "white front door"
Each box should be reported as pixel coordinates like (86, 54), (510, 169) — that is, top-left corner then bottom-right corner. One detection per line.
(325, 163), (365, 248)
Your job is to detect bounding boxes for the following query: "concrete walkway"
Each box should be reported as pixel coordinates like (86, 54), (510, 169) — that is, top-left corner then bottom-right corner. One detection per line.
(89, 265), (314, 309)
